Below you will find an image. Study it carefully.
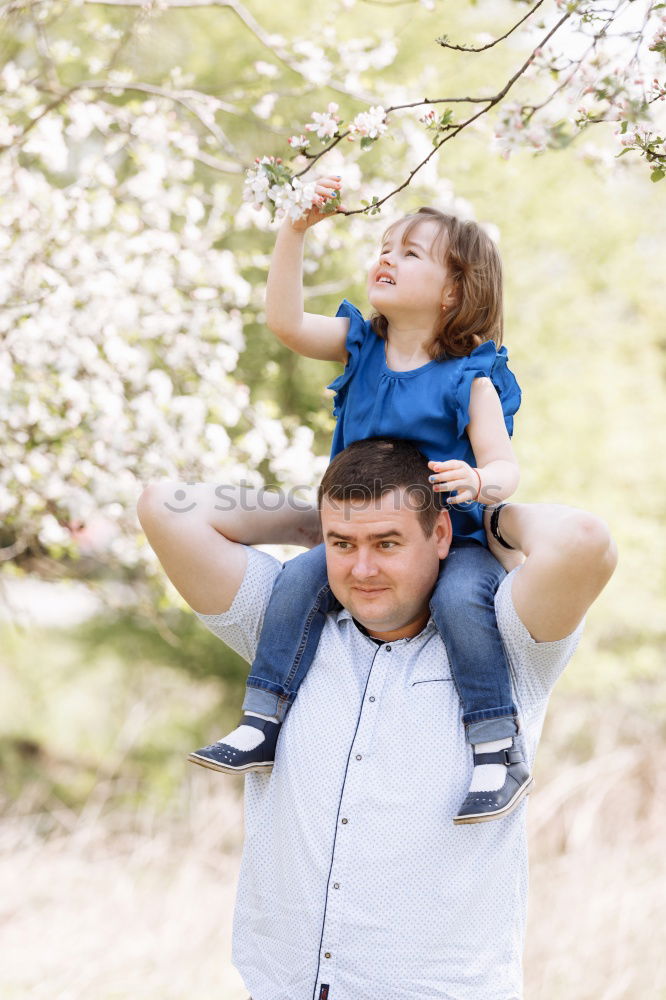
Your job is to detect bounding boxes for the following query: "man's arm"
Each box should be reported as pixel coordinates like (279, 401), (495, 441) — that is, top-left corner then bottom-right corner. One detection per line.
(137, 483), (321, 615)
(486, 503), (618, 642)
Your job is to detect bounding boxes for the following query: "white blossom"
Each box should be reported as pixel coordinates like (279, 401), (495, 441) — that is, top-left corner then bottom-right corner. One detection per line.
(348, 106), (388, 140)
(287, 134), (310, 151)
(304, 103), (340, 140)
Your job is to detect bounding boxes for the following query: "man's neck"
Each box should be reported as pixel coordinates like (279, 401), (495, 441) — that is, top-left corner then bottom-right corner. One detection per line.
(360, 607), (431, 643)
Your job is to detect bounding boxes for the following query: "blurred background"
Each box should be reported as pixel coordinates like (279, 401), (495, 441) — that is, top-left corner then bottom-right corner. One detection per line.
(1, 0), (665, 997)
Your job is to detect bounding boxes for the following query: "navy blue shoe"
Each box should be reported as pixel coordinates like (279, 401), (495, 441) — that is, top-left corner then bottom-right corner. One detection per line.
(453, 745), (533, 825)
(188, 715), (281, 775)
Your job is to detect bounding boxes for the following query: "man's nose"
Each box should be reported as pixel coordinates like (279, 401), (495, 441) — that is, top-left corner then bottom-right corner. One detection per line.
(351, 549), (379, 579)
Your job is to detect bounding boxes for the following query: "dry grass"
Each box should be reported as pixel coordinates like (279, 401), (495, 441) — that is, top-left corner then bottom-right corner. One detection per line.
(2, 726), (665, 999)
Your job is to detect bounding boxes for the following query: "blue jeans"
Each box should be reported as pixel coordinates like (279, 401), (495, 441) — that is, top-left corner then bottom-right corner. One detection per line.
(242, 541), (518, 745)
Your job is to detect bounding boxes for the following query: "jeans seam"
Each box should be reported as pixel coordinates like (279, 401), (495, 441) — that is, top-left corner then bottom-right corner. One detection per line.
(282, 583), (332, 692)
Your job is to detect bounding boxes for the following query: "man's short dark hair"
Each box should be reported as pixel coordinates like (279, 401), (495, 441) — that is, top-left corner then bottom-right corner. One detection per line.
(318, 438), (446, 537)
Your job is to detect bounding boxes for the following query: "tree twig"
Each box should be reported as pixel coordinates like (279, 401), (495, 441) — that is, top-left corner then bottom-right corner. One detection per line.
(316, 7), (576, 214)
(437, 0), (547, 54)
(79, 0), (378, 103)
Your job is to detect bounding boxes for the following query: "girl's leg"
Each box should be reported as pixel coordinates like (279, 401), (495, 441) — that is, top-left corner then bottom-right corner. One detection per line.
(190, 544), (337, 773)
(430, 541), (532, 824)
(242, 543), (334, 719)
(431, 541), (517, 741)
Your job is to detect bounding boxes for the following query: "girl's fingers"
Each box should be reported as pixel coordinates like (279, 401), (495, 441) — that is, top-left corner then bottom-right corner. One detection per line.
(429, 471), (457, 483)
(434, 479), (468, 492)
(446, 492), (474, 505)
(316, 177), (342, 191)
(431, 474), (466, 487)
(428, 460), (463, 472)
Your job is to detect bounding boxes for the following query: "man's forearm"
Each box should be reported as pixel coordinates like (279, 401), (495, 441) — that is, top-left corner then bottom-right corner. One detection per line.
(494, 502), (614, 562)
(139, 482), (320, 549)
(490, 502), (618, 642)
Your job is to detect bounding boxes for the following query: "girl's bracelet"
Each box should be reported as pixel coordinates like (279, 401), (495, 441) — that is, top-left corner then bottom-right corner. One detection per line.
(489, 503), (516, 550)
(472, 468), (482, 503)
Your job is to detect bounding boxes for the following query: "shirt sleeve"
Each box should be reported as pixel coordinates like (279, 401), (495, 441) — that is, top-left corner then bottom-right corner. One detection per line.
(326, 299), (372, 417)
(453, 342), (522, 439)
(194, 547), (282, 663)
(495, 567), (584, 716)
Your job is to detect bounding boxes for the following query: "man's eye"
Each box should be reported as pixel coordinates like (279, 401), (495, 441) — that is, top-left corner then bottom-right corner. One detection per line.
(379, 541), (396, 549)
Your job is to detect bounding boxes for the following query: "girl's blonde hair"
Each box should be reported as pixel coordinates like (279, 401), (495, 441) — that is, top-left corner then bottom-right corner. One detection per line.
(370, 207), (504, 360)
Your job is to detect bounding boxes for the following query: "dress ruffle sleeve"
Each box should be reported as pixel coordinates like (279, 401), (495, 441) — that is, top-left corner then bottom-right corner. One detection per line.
(453, 341), (522, 439)
(326, 300), (370, 417)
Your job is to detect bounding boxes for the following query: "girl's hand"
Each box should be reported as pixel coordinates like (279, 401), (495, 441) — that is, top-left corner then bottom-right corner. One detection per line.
(289, 176), (344, 233)
(428, 460), (481, 505)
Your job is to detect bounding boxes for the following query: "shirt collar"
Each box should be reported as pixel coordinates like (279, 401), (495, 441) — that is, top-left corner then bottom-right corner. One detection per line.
(336, 606), (438, 641)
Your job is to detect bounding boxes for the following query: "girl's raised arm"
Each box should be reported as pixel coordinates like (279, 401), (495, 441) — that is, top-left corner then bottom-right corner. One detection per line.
(265, 177), (349, 363)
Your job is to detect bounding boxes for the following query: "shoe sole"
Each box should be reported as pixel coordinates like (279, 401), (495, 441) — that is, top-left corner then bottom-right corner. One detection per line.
(452, 776), (535, 825)
(187, 752), (274, 775)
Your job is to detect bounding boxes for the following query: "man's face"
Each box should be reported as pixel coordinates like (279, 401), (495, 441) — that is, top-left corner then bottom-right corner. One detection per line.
(321, 489), (452, 640)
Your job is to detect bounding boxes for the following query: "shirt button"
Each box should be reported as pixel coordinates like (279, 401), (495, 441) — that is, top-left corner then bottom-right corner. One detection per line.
(333, 883), (340, 889)
(369, 696), (375, 702)
(385, 644), (392, 651)
(356, 754), (362, 760)
(341, 818), (348, 824)
(325, 952), (332, 959)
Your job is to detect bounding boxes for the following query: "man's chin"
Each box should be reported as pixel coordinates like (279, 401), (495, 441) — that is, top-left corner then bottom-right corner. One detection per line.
(346, 594), (406, 634)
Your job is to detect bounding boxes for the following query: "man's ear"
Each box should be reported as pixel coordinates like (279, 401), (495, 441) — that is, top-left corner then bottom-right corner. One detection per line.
(434, 508), (453, 559)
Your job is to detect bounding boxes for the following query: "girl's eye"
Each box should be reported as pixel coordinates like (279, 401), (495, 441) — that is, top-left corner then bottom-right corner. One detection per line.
(405, 250), (418, 258)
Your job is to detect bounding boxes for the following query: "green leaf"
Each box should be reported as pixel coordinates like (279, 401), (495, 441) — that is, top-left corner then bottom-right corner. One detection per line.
(360, 136), (376, 151)
(650, 168), (665, 182)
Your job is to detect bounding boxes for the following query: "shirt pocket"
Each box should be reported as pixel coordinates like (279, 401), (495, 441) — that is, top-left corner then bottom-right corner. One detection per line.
(408, 658), (453, 687)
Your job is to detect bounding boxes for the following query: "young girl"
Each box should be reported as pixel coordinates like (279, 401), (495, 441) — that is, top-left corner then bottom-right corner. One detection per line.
(189, 176), (530, 824)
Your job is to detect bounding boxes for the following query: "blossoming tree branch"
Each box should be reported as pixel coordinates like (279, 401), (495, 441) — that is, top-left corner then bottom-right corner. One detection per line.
(243, 0), (665, 219)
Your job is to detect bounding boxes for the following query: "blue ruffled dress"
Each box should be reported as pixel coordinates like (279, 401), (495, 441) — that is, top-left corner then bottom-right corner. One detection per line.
(327, 300), (522, 545)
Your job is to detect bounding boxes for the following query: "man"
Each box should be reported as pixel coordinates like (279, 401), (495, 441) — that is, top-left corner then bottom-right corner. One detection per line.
(137, 438), (617, 1000)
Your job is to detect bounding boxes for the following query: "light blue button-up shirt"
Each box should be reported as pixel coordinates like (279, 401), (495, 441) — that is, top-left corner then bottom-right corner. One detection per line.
(197, 548), (583, 1000)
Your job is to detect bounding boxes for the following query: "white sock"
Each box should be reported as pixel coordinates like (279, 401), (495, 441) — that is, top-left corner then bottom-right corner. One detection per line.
(468, 738), (513, 793)
(217, 712), (280, 752)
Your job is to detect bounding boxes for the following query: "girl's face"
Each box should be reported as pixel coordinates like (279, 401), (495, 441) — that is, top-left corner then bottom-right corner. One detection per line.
(366, 218), (454, 329)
